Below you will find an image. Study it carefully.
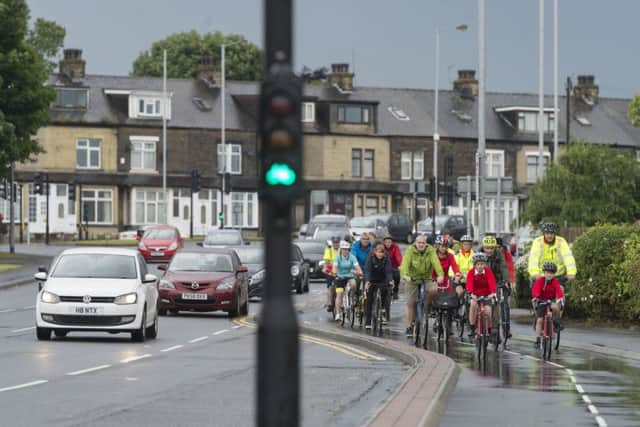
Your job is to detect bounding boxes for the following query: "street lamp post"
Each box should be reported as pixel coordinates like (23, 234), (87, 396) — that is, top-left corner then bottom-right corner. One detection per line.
(538, 0), (545, 180)
(478, 0), (487, 239)
(220, 43), (227, 229)
(162, 50), (169, 224)
(553, 0), (559, 163)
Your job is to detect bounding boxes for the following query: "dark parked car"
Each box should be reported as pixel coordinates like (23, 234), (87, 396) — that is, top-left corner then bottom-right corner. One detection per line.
(157, 248), (249, 317)
(368, 213), (414, 243)
(294, 239), (327, 279)
(416, 214), (471, 241)
(229, 244), (310, 296)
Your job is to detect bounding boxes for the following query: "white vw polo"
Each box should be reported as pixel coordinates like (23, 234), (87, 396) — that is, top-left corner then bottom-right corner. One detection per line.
(35, 248), (159, 342)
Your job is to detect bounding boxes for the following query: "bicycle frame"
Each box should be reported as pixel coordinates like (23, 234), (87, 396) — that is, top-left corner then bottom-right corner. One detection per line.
(475, 296), (491, 363)
(538, 300), (555, 360)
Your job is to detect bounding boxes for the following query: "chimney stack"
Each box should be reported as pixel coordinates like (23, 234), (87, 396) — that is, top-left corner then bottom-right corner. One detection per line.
(197, 54), (221, 86)
(453, 70), (478, 99)
(574, 75), (599, 104)
(328, 63), (354, 93)
(59, 48), (86, 79)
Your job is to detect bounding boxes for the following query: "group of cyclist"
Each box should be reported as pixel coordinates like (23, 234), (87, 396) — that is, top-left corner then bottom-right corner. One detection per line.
(321, 221), (576, 349)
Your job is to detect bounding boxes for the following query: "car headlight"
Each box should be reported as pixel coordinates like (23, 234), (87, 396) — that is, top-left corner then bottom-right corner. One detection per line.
(318, 260), (325, 267)
(168, 242), (178, 250)
(159, 279), (175, 289)
(290, 265), (300, 277)
(251, 269), (265, 284)
(217, 278), (235, 291)
(41, 291), (60, 304)
(114, 293), (138, 305)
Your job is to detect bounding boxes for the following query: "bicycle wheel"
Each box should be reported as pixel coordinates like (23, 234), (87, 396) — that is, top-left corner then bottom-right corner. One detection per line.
(555, 328), (561, 351)
(340, 292), (347, 327)
(444, 311), (451, 343)
(358, 294), (365, 328)
(422, 310), (430, 349)
(437, 311), (444, 342)
(371, 292), (380, 335)
(376, 292), (384, 336)
(349, 293), (356, 328)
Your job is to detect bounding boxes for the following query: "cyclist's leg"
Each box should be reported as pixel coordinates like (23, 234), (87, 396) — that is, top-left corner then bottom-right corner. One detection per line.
(381, 283), (390, 321)
(405, 279), (418, 329)
(326, 275), (334, 309)
(425, 280), (438, 316)
(364, 282), (376, 326)
(334, 279), (345, 319)
(469, 298), (478, 327)
(392, 269), (400, 299)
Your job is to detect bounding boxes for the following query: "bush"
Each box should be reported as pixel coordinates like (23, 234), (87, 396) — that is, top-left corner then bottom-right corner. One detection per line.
(568, 224), (640, 321)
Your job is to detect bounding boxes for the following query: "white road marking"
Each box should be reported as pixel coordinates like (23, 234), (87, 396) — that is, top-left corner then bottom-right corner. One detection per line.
(189, 336), (208, 343)
(121, 354), (152, 363)
(582, 395), (592, 404)
(569, 375), (577, 383)
(505, 350), (520, 355)
(231, 325), (242, 329)
(595, 416), (608, 427)
(0, 308), (17, 313)
(160, 345), (183, 353)
(524, 355), (538, 360)
(212, 329), (229, 336)
(546, 361), (565, 368)
(566, 369), (574, 375)
(303, 321), (311, 325)
(576, 384), (585, 394)
(11, 326), (35, 333)
(0, 380), (48, 393)
(588, 405), (599, 415)
(66, 365), (111, 376)
(23, 305), (35, 310)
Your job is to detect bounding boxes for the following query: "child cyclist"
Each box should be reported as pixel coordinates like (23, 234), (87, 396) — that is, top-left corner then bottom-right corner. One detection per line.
(466, 253), (497, 338)
(433, 235), (463, 299)
(531, 261), (564, 349)
(332, 240), (362, 322)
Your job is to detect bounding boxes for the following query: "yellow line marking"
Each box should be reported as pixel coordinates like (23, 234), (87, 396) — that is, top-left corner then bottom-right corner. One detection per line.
(300, 334), (386, 361)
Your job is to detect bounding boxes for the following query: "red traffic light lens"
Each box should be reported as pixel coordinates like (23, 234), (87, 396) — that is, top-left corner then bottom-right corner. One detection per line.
(269, 96), (292, 114)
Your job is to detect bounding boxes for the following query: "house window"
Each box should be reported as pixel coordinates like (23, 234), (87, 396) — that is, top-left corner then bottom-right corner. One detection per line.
(0, 186), (20, 223)
(381, 197), (388, 213)
(518, 111), (554, 133)
(413, 152), (424, 179)
(302, 102), (315, 122)
(365, 196), (379, 216)
(131, 137), (158, 171)
(363, 149), (374, 178)
(401, 152), (412, 180)
(352, 149), (362, 177)
(28, 184), (36, 222)
(224, 192), (259, 228)
(81, 189), (113, 224)
(76, 139), (101, 169)
(526, 152), (550, 183)
(138, 98), (162, 117)
(217, 144), (242, 174)
(133, 189), (166, 225)
(356, 195), (364, 217)
(338, 105), (370, 124)
(53, 89), (87, 109)
(486, 149), (504, 177)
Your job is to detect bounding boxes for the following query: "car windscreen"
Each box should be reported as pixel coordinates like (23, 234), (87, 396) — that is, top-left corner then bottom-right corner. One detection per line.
(143, 229), (176, 240)
(294, 241), (325, 255)
(204, 231), (242, 245)
(51, 254), (138, 279)
(350, 217), (376, 228)
(313, 228), (348, 242)
(418, 216), (448, 230)
(169, 253), (234, 272)
(232, 248), (263, 265)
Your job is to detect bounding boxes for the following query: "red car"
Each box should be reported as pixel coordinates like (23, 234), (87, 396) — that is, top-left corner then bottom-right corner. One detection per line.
(137, 225), (183, 262)
(157, 248), (249, 317)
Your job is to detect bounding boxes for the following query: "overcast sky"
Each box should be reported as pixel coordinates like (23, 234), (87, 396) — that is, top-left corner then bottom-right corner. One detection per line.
(27, 0), (640, 98)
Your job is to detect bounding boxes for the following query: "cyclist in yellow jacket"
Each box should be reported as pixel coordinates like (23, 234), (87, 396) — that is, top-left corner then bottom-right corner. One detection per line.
(453, 235), (474, 285)
(323, 236), (341, 311)
(528, 222), (577, 289)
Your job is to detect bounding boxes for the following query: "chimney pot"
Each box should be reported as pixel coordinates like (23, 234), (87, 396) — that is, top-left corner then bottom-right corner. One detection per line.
(453, 69), (478, 98)
(59, 48), (86, 79)
(328, 63), (354, 92)
(575, 75), (599, 104)
(197, 53), (221, 86)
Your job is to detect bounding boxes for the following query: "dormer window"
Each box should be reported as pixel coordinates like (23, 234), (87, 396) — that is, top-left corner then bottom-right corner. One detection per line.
(125, 92), (172, 120)
(517, 111), (554, 133)
(53, 89), (87, 109)
(302, 102), (315, 122)
(139, 98), (161, 117)
(338, 105), (370, 124)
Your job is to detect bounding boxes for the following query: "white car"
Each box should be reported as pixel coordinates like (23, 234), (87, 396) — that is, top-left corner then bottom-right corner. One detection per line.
(35, 248), (159, 342)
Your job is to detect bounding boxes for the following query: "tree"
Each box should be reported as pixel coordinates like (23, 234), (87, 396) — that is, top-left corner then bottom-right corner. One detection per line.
(26, 17), (66, 72)
(521, 143), (640, 227)
(132, 31), (262, 81)
(628, 94), (640, 126)
(0, 0), (56, 174)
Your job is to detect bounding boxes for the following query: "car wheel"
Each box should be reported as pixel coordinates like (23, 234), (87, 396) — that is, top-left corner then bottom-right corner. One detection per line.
(36, 327), (51, 341)
(54, 330), (68, 338)
(131, 308), (147, 342)
(295, 279), (303, 294)
(228, 295), (240, 318)
(407, 233), (414, 244)
(158, 308), (167, 316)
(146, 311), (158, 339)
(169, 309), (179, 315)
(303, 274), (310, 293)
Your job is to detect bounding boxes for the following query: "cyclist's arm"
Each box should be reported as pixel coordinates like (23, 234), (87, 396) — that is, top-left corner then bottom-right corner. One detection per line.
(486, 268), (497, 295)
(531, 278), (542, 299)
(399, 250), (411, 279)
(430, 249), (445, 279)
(384, 256), (393, 284)
(363, 255), (372, 283)
(559, 238), (577, 277)
(528, 238), (542, 278)
(466, 271), (475, 294)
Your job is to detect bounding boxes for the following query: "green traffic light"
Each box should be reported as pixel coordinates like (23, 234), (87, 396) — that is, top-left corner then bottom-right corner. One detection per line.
(265, 163), (297, 186)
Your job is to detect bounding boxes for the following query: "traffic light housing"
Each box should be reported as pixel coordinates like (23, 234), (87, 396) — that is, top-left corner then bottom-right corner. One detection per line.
(34, 173), (44, 195)
(0, 179), (6, 200)
(259, 65), (303, 201)
(191, 170), (201, 193)
(428, 178), (435, 201)
(223, 172), (231, 194)
(68, 181), (76, 202)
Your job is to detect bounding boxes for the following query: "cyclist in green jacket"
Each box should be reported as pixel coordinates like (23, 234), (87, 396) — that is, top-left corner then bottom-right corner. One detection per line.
(400, 234), (445, 336)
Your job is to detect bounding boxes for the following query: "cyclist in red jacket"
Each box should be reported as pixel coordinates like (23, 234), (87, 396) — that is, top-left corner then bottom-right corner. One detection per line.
(433, 235), (462, 298)
(466, 253), (497, 338)
(383, 235), (402, 301)
(531, 261), (565, 349)
(496, 236), (515, 287)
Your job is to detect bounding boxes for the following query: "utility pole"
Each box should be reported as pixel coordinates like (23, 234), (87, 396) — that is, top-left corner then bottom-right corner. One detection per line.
(553, 0), (559, 163)
(162, 49), (169, 224)
(45, 174), (50, 245)
(565, 76), (572, 146)
(433, 29), (440, 215)
(220, 43), (227, 230)
(477, 0), (487, 239)
(9, 162), (15, 253)
(537, 0), (545, 180)
(258, 0), (301, 425)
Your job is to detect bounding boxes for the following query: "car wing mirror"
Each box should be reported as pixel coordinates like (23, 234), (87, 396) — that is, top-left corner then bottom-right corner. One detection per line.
(157, 264), (168, 271)
(34, 271), (47, 281)
(237, 265), (248, 274)
(143, 273), (157, 284)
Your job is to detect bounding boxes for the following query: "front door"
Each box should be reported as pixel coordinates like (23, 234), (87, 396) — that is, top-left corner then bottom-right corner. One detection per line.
(170, 188), (192, 237)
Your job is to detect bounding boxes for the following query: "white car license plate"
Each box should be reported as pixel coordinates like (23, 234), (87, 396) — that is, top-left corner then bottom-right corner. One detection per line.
(181, 293), (208, 301)
(151, 252), (165, 257)
(70, 306), (104, 315)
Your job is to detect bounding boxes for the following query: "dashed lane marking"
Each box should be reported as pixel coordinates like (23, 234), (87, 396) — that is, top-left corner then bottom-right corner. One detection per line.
(582, 395), (592, 404)
(23, 305), (35, 310)
(231, 325), (242, 329)
(121, 354), (152, 363)
(595, 416), (608, 427)
(546, 361), (565, 368)
(565, 369), (574, 376)
(66, 365), (111, 376)
(0, 309), (17, 313)
(11, 326), (35, 333)
(504, 350), (520, 355)
(588, 405), (599, 415)
(569, 375), (577, 383)
(0, 380), (48, 393)
(212, 329), (229, 336)
(160, 345), (183, 353)
(188, 336), (208, 343)
(576, 385), (585, 394)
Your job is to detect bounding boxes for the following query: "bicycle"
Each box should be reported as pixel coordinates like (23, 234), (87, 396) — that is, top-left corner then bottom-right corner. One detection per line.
(474, 296), (493, 363)
(456, 291), (470, 342)
(426, 287), (458, 350)
(537, 300), (557, 360)
(497, 282), (512, 350)
(410, 279), (427, 347)
(370, 282), (391, 336)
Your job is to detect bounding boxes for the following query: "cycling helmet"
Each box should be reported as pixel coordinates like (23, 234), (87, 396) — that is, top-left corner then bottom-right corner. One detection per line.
(460, 235), (473, 243)
(339, 240), (351, 250)
(472, 253), (488, 264)
(495, 236), (504, 246)
(482, 236), (497, 248)
(542, 222), (558, 233)
(434, 235), (447, 246)
(383, 234), (393, 241)
(542, 261), (558, 273)
(331, 236), (341, 243)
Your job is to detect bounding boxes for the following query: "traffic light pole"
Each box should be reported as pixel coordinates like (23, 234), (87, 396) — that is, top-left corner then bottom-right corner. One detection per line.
(258, 1), (300, 426)
(45, 174), (50, 245)
(9, 162), (15, 254)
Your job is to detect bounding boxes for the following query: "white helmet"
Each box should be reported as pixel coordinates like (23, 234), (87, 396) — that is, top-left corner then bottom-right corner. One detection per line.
(339, 240), (351, 249)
